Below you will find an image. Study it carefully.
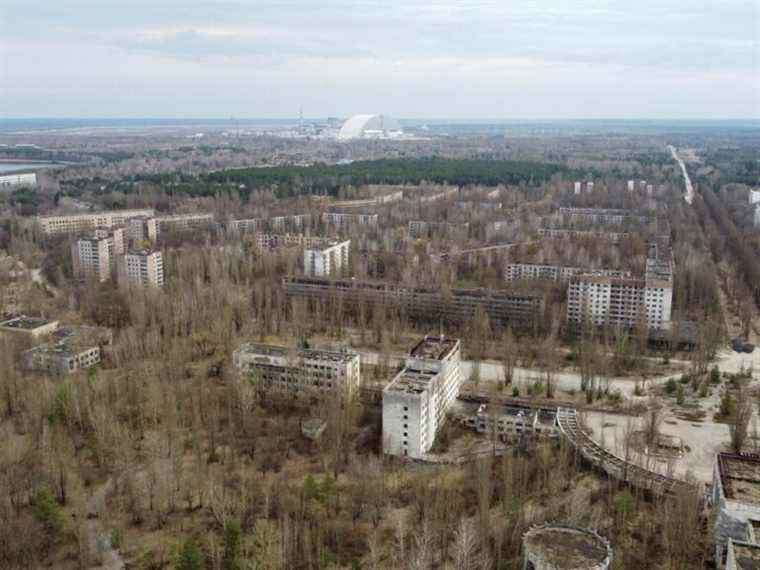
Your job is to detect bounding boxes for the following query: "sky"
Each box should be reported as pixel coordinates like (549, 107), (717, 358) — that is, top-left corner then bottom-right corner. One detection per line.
(1, 0), (759, 119)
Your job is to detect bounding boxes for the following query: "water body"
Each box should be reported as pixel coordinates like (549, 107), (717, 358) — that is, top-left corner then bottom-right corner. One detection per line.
(0, 162), (58, 173)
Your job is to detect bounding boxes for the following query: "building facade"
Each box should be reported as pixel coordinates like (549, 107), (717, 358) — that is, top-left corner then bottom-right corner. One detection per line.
(382, 336), (462, 459)
(232, 343), (360, 398)
(322, 212), (378, 227)
(304, 240), (350, 277)
(38, 209), (154, 235)
(0, 172), (36, 188)
(155, 213), (214, 233)
(72, 228), (125, 282)
(122, 250), (164, 287)
(126, 216), (159, 244)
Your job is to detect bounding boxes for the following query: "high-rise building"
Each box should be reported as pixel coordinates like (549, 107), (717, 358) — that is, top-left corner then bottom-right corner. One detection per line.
(750, 189), (760, 205)
(755, 206), (760, 229)
(382, 336), (462, 459)
(126, 216), (159, 244)
(574, 181), (582, 195)
(304, 240), (350, 277)
(122, 249), (164, 287)
(38, 209), (154, 235)
(72, 228), (124, 282)
(627, 180), (635, 192)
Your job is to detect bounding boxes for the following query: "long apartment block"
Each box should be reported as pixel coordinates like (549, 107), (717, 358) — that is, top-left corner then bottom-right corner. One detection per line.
(232, 342), (360, 398)
(304, 240), (350, 277)
(322, 212), (378, 227)
(38, 209), (155, 235)
(382, 336), (462, 459)
(283, 276), (544, 327)
(505, 262), (630, 283)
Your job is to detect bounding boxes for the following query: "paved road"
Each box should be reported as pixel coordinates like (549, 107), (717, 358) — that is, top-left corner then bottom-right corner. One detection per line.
(668, 145), (695, 205)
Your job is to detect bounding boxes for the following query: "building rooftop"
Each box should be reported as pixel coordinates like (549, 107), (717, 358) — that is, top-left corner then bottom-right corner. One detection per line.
(385, 368), (438, 395)
(523, 525), (611, 569)
(730, 541), (760, 569)
(719, 454), (760, 506)
(0, 316), (55, 331)
(409, 335), (459, 361)
(236, 342), (357, 363)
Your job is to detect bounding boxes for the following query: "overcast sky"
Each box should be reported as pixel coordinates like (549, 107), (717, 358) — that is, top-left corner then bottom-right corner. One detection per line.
(1, 0), (758, 119)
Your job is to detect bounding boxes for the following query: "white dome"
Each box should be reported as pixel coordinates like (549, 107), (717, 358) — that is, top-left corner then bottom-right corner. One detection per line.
(338, 114), (402, 140)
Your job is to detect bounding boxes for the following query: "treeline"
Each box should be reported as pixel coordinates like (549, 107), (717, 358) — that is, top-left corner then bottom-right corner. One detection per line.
(135, 158), (570, 199)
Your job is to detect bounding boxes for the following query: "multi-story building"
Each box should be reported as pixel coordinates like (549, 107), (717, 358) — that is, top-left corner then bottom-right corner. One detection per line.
(38, 209), (154, 235)
(255, 233), (330, 251)
(538, 228), (631, 243)
(755, 206), (760, 229)
(225, 218), (267, 234)
(121, 249), (164, 287)
(331, 189), (403, 208)
(566, 239), (673, 332)
(558, 208), (652, 226)
(0, 315), (59, 338)
(750, 189), (760, 205)
(0, 172), (36, 188)
(126, 216), (159, 244)
(382, 336), (462, 459)
(505, 262), (629, 283)
(72, 228), (125, 282)
(322, 212), (378, 227)
(269, 214), (309, 232)
(155, 213), (214, 233)
(303, 240), (350, 277)
(408, 220), (468, 239)
(232, 343), (360, 398)
(284, 276), (544, 328)
(22, 325), (111, 375)
(418, 186), (457, 203)
(711, 453), (760, 568)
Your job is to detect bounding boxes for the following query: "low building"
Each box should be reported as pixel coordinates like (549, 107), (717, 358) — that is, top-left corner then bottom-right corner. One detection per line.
(458, 403), (559, 441)
(121, 249), (164, 287)
(72, 228), (125, 282)
(22, 325), (111, 375)
(304, 240), (350, 277)
(0, 172), (36, 188)
(712, 453), (760, 567)
(38, 209), (154, 235)
(382, 336), (462, 459)
(233, 343), (360, 398)
(0, 315), (59, 338)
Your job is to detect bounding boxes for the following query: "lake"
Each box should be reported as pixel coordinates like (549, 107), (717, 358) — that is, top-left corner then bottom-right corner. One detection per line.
(0, 162), (58, 173)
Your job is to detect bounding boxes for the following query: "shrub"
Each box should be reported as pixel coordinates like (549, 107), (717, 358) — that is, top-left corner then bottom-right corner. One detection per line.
(710, 366), (721, 384)
(676, 384), (685, 405)
(720, 391), (736, 418)
(32, 488), (65, 537)
(665, 378), (677, 394)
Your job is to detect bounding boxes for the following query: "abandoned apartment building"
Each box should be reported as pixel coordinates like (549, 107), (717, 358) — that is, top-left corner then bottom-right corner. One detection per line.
(232, 342), (361, 399)
(0, 315), (60, 338)
(22, 325), (112, 375)
(382, 335), (462, 459)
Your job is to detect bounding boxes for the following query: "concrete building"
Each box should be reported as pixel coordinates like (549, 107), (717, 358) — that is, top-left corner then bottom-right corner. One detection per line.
(0, 315), (59, 338)
(558, 207), (652, 226)
(749, 190), (760, 205)
(458, 402), (559, 441)
(232, 342), (360, 398)
(338, 114), (403, 140)
(627, 180), (635, 192)
(72, 228), (125, 282)
(155, 213), (214, 233)
(38, 209), (154, 235)
(322, 212), (378, 227)
(522, 524), (612, 570)
(574, 181), (582, 195)
(255, 233), (330, 251)
(505, 262), (630, 283)
(711, 453), (760, 567)
(270, 214), (309, 232)
(122, 249), (164, 287)
(126, 216), (159, 244)
(538, 228), (630, 243)
(408, 220), (468, 239)
(304, 240), (350, 277)
(22, 325), (111, 376)
(725, 539), (760, 570)
(382, 336), (462, 458)
(754, 206), (760, 229)
(0, 172), (36, 188)
(225, 218), (267, 235)
(331, 189), (403, 208)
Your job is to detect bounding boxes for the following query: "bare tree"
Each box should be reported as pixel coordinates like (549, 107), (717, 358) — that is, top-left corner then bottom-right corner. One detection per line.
(501, 327), (518, 386)
(731, 396), (753, 453)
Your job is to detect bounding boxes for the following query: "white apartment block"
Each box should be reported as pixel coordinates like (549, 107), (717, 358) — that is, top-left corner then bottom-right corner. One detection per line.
(126, 216), (159, 243)
(72, 228), (125, 282)
(574, 181), (582, 195)
(233, 343), (361, 398)
(38, 209), (154, 235)
(382, 336), (462, 459)
(0, 172), (36, 188)
(155, 213), (214, 233)
(627, 180), (635, 192)
(750, 189), (760, 205)
(304, 240), (350, 277)
(755, 206), (760, 229)
(322, 212), (378, 227)
(122, 250), (164, 287)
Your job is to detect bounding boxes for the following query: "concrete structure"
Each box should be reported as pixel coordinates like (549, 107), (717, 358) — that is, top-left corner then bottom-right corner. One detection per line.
(155, 213), (213, 233)
(558, 207), (652, 226)
(573, 181), (582, 195)
(270, 214), (309, 232)
(122, 249), (164, 287)
(505, 263), (630, 284)
(754, 206), (760, 230)
(458, 402), (558, 441)
(627, 180), (635, 192)
(408, 220), (468, 239)
(382, 336), (462, 458)
(284, 276), (544, 328)
(0, 172), (36, 188)
(749, 189), (760, 205)
(232, 342), (360, 399)
(322, 212), (378, 228)
(418, 186), (458, 203)
(725, 538), (760, 570)
(126, 216), (158, 244)
(225, 218), (267, 234)
(331, 189), (403, 208)
(38, 209), (154, 235)
(711, 453), (760, 567)
(567, 238), (673, 332)
(22, 325), (111, 376)
(72, 228), (125, 282)
(538, 228), (630, 243)
(338, 114), (402, 140)
(0, 315), (59, 338)
(304, 240), (350, 277)
(255, 233), (331, 251)
(522, 524), (612, 570)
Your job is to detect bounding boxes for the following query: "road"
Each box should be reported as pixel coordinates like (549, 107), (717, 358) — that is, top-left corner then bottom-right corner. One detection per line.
(668, 145), (694, 205)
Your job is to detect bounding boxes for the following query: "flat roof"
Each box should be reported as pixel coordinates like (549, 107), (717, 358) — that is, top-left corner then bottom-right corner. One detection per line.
(0, 316), (55, 330)
(385, 368), (438, 395)
(236, 342), (357, 363)
(718, 454), (760, 506)
(409, 335), (459, 361)
(524, 526), (610, 568)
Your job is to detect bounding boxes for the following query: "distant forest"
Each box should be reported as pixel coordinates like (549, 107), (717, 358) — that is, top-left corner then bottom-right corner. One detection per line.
(137, 158), (571, 199)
